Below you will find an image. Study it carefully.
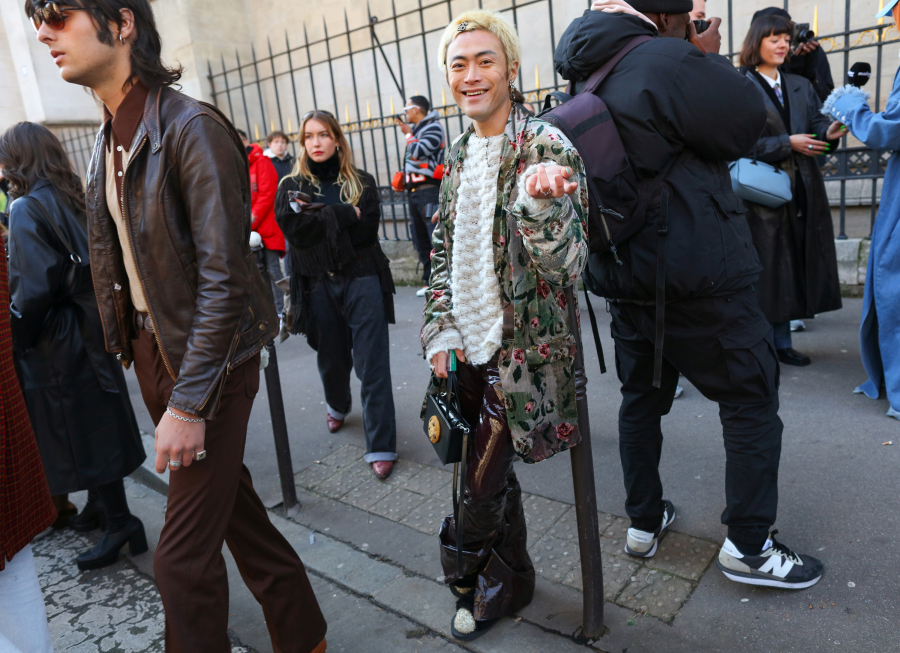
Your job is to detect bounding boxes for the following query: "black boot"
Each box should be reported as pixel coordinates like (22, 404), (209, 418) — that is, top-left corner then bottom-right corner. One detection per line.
(51, 494), (77, 529)
(69, 488), (107, 533)
(76, 480), (147, 571)
(75, 515), (148, 571)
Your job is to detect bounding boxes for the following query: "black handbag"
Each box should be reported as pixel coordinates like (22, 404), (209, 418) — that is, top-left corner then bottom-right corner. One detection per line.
(423, 350), (472, 579)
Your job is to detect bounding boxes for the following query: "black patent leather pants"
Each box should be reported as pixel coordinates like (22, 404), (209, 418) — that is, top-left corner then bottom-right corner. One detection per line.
(438, 355), (535, 621)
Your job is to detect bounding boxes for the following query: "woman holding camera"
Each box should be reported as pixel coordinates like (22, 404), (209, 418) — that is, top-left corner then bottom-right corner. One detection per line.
(274, 112), (397, 479)
(423, 11), (587, 641)
(739, 14), (843, 366)
(0, 122), (146, 570)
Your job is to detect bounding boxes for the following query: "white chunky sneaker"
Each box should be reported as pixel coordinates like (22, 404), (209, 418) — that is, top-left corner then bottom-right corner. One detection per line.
(717, 530), (824, 589)
(625, 499), (675, 558)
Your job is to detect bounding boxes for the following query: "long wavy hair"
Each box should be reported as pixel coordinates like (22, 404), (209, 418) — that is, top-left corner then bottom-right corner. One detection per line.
(288, 111), (364, 206)
(0, 122), (86, 215)
(25, 0), (183, 89)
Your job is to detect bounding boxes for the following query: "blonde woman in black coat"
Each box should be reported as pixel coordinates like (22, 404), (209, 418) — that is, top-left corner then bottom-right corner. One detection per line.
(740, 15), (843, 366)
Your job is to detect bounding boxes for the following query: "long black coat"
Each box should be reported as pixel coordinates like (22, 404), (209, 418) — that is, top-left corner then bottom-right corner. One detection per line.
(555, 11), (767, 303)
(8, 181), (144, 495)
(743, 71), (842, 324)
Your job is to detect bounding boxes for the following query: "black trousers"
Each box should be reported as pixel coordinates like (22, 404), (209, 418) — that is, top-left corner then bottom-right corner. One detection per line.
(407, 185), (439, 282)
(306, 274), (397, 463)
(438, 356), (535, 621)
(609, 288), (783, 552)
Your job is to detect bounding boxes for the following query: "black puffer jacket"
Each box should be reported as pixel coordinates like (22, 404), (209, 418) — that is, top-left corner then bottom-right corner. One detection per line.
(555, 12), (768, 302)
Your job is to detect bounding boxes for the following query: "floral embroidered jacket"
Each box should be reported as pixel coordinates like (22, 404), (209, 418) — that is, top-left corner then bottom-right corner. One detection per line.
(421, 105), (589, 464)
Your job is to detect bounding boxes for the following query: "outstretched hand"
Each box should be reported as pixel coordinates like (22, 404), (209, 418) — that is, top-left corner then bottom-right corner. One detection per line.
(525, 164), (578, 200)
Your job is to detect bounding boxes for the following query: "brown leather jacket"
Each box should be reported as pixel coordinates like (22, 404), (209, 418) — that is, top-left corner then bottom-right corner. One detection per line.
(85, 86), (277, 419)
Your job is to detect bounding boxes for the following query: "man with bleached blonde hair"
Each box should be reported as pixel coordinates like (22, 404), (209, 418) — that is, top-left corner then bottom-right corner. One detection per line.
(423, 9), (588, 641)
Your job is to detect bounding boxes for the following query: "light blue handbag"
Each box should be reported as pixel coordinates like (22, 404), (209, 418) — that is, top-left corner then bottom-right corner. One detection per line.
(728, 150), (792, 209)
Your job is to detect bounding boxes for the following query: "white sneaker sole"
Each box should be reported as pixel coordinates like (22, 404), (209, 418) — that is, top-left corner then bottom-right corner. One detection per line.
(717, 563), (822, 589)
(624, 540), (658, 558)
(624, 506), (675, 559)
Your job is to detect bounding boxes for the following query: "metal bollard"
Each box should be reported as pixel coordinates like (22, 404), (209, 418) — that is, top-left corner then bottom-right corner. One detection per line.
(263, 341), (299, 511)
(567, 290), (605, 638)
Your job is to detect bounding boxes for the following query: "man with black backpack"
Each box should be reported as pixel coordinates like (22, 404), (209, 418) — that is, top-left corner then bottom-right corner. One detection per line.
(553, 0), (825, 589)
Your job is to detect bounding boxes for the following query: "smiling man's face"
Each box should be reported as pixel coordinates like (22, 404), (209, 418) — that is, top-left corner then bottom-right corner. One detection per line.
(446, 30), (516, 126)
(34, 3), (117, 88)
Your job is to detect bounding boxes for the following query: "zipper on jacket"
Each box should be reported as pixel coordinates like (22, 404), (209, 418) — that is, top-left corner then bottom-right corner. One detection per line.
(120, 135), (178, 382)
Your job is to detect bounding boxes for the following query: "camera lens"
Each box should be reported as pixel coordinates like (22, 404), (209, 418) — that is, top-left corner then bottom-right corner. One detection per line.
(693, 19), (710, 34)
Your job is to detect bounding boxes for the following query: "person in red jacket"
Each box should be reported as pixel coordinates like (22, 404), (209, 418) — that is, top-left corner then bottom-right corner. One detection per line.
(239, 130), (286, 317)
(0, 237), (57, 651)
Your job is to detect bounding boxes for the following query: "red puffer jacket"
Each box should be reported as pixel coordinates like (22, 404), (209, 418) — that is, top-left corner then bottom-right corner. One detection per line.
(0, 239), (56, 570)
(248, 143), (285, 253)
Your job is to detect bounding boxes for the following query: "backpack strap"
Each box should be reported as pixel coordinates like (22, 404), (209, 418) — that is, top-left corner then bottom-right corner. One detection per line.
(582, 287), (606, 375)
(21, 195), (82, 264)
(581, 35), (653, 96)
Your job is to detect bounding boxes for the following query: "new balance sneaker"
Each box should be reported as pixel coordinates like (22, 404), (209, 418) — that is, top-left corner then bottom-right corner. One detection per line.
(625, 500), (675, 558)
(717, 530), (824, 589)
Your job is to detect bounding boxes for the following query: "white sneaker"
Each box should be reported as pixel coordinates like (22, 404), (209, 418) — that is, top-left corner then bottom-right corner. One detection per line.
(717, 530), (824, 589)
(674, 385), (684, 399)
(625, 499), (675, 558)
(790, 320), (806, 332)
(416, 286), (428, 297)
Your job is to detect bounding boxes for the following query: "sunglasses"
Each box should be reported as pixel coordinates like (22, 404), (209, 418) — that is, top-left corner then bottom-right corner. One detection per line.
(30, 2), (85, 32)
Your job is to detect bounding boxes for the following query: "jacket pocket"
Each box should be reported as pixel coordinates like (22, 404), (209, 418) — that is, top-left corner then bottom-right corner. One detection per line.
(712, 192), (762, 280)
(718, 318), (779, 397)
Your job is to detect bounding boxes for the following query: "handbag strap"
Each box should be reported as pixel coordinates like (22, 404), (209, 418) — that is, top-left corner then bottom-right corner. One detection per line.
(21, 196), (83, 264)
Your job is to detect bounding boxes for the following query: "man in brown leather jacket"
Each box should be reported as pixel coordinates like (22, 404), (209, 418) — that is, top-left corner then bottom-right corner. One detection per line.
(27, 1), (327, 651)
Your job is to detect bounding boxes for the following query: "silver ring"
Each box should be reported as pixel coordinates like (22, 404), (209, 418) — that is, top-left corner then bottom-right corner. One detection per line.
(168, 459), (182, 468)
(808, 145), (814, 150)
(195, 450), (207, 461)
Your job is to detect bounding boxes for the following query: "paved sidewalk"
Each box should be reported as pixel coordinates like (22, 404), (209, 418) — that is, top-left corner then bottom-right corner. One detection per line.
(82, 288), (899, 652)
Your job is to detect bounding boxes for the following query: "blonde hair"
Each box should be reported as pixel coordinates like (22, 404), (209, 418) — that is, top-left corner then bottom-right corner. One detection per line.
(287, 111), (364, 206)
(437, 10), (521, 78)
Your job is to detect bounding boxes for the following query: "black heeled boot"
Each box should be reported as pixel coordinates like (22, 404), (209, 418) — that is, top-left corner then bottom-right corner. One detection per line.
(76, 480), (148, 571)
(69, 488), (107, 533)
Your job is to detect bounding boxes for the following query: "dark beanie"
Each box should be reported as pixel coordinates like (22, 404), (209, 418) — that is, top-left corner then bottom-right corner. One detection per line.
(752, 7), (792, 23)
(628, 0), (694, 13)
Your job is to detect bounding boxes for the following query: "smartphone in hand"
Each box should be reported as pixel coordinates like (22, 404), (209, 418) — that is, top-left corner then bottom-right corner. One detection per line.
(288, 190), (312, 204)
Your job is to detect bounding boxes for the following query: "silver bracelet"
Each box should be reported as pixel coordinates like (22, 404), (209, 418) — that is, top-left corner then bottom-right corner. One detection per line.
(166, 407), (204, 423)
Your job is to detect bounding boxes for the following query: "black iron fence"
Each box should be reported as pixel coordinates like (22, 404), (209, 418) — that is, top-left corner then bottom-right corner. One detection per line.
(56, 2), (900, 241)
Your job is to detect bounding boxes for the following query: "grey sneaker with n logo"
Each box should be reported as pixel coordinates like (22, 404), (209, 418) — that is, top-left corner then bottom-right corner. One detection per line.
(717, 530), (824, 589)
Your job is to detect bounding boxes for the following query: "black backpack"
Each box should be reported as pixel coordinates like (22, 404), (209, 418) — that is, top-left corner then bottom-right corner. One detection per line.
(539, 35), (679, 263)
(540, 35), (685, 386)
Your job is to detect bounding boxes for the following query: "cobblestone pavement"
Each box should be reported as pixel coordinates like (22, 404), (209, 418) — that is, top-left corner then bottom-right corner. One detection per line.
(31, 529), (254, 653)
(296, 444), (720, 624)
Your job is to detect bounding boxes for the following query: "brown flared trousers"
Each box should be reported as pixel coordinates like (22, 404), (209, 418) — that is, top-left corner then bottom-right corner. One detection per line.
(132, 329), (326, 652)
(438, 355), (535, 621)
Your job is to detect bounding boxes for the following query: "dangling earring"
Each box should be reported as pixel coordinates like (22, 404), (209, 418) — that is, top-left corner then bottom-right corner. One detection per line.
(509, 80), (516, 101)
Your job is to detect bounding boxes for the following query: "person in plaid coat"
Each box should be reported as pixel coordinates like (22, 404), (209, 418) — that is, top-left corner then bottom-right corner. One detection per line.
(0, 237), (56, 652)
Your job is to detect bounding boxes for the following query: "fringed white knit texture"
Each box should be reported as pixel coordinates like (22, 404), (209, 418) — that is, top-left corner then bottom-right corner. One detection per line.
(447, 134), (507, 366)
(821, 84), (870, 119)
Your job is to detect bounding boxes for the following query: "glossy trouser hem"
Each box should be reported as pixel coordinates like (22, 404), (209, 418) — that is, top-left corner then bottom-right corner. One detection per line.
(437, 357), (535, 622)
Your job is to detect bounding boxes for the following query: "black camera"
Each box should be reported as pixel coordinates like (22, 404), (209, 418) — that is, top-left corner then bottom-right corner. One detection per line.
(793, 22), (816, 46)
(693, 19), (710, 34)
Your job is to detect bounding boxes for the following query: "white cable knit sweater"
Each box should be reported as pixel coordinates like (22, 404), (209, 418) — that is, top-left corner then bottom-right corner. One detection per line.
(426, 134), (507, 366)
